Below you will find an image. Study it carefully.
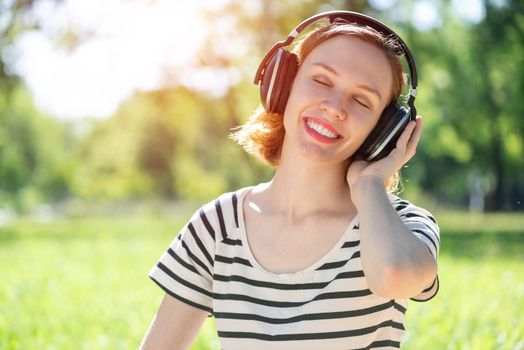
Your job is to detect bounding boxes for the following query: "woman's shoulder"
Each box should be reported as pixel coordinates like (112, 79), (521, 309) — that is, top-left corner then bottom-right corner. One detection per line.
(186, 185), (255, 239)
(196, 182), (269, 215)
(196, 185), (253, 216)
(387, 193), (438, 226)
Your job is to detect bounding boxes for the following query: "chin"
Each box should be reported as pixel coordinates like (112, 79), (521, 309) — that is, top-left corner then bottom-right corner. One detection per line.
(297, 144), (351, 165)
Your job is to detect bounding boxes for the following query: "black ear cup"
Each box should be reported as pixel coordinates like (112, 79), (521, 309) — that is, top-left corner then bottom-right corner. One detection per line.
(259, 48), (299, 114)
(357, 102), (412, 161)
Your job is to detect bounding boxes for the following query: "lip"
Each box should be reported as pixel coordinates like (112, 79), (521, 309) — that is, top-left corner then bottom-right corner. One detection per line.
(303, 116), (342, 144)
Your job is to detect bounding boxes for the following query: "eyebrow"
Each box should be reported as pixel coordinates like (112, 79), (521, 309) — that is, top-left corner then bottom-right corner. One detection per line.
(312, 62), (383, 101)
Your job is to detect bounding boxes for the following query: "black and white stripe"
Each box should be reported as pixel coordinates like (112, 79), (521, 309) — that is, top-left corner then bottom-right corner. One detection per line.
(149, 187), (440, 349)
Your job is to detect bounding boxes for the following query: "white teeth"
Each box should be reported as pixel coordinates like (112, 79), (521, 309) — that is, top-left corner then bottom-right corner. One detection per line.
(306, 119), (338, 139)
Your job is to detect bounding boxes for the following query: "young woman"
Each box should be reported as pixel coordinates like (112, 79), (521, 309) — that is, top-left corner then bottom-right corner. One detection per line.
(140, 11), (440, 350)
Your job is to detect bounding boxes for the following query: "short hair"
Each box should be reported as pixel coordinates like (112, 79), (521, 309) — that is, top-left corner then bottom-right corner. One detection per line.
(232, 21), (407, 192)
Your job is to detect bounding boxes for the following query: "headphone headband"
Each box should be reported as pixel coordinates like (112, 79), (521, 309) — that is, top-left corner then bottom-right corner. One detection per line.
(253, 11), (421, 161)
(253, 11), (418, 109)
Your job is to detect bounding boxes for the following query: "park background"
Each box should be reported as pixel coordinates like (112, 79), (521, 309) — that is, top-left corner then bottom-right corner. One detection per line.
(0, 0), (523, 349)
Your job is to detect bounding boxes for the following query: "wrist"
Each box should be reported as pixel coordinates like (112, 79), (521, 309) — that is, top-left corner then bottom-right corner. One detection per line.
(350, 176), (386, 206)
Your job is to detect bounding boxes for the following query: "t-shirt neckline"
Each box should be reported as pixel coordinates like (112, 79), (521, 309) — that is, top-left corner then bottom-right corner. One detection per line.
(235, 185), (359, 279)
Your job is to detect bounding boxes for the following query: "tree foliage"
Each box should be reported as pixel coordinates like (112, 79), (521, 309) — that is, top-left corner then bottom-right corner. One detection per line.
(403, 0), (524, 210)
(0, 0), (72, 211)
(0, 0), (522, 211)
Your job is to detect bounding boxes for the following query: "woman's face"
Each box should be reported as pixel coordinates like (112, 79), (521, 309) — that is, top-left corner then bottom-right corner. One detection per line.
(282, 35), (394, 164)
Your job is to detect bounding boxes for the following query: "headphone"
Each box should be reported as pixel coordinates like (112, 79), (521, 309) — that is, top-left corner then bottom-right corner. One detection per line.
(253, 11), (418, 161)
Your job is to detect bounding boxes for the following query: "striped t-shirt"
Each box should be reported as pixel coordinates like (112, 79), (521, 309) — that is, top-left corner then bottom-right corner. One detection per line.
(149, 185), (440, 349)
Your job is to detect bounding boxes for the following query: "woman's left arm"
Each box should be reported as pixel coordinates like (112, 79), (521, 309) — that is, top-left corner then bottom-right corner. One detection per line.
(347, 116), (438, 299)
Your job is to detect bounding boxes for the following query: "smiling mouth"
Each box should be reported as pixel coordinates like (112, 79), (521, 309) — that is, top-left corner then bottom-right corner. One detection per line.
(303, 117), (342, 143)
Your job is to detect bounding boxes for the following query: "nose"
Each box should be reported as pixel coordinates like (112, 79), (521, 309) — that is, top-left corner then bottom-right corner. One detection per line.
(319, 92), (347, 121)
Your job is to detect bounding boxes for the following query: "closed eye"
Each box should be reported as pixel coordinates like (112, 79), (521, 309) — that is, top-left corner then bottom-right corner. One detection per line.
(313, 77), (331, 87)
(354, 98), (370, 109)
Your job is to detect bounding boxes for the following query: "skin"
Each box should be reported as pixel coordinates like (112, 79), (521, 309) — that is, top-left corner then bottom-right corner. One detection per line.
(139, 35), (437, 349)
(283, 36), (394, 165)
(139, 293), (207, 350)
(245, 35), (436, 294)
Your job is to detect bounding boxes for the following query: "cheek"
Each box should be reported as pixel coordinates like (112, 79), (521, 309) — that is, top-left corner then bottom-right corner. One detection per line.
(352, 122), (381, 154)
(287, 75), (321, 104)
(344, 114), (381, 152)
(356, 121), (377, 144)
(283, 79), (311, 122)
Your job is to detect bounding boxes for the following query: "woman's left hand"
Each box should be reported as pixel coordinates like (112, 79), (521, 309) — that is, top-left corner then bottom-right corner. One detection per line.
(346, 116), (423, 190)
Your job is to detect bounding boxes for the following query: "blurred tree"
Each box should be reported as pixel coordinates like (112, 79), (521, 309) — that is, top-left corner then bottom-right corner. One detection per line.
(71, 84), (272, 202)
(473, 0), (524, 210)
(0, 0), (72, 211)
(1, 0), (522, 211)
(403, 0), (523, 210)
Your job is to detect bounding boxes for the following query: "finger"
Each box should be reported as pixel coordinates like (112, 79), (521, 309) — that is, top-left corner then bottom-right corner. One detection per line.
(396, 119), (417, 153)
(406, 116), (423, 157)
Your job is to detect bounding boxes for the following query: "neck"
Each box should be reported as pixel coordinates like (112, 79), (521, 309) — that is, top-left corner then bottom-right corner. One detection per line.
(262, 152), (353, 222)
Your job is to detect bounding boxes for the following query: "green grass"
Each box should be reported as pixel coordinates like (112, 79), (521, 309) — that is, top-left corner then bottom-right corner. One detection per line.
(0, 215), (189, 350)
(0, 211), (523, 349)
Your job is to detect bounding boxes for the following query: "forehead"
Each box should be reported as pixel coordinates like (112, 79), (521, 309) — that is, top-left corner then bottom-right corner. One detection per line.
(301, 35), (393, 99)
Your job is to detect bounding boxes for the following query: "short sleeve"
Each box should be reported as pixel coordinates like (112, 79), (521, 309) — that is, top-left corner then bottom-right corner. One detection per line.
(148, 208), (216, 315)
(391, 196), (441, 302)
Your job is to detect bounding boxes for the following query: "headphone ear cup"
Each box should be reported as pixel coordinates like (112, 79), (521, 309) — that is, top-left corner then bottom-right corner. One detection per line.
(357, 102), (412, 161)
(273, 51), (298, 114)
(259, 48), (299, 114)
